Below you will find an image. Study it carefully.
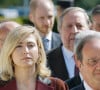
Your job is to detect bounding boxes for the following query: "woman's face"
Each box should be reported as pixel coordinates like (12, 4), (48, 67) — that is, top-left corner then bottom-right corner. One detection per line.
(11, 34), (39, 68)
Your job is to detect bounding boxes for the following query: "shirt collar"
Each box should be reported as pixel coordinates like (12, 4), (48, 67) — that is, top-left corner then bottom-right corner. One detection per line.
(42, 31), (52, 41)
(79, 73), (84, 81)
(83, 80), (93, 90)
(62, 45), (74, 59)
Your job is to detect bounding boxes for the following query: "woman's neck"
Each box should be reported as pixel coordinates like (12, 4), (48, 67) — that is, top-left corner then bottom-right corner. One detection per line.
(15, 66), (36, 83)
(16, 77), (36, 90)
(14, 66), (36, 90)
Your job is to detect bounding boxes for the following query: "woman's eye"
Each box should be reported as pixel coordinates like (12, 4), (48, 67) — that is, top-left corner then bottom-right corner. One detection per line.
(16, 45), (22, 48)
(28, 44), (35, 48)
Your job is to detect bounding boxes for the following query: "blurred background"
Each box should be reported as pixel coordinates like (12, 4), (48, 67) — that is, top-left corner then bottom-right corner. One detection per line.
(0, 0), (30, 25)
(0, 0), (100, 29)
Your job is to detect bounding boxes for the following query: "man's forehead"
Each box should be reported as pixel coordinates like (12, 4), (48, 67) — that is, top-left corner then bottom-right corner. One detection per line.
(0, 21), (20, 32)
(84, 38), (100, 49)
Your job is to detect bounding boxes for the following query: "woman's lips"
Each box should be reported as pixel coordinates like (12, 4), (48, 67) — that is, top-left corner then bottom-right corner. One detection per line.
(22, 57), (32, 61)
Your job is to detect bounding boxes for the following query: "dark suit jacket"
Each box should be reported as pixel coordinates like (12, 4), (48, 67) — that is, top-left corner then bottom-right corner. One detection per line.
(0, 77), (68, 90)
(51, 32), (61, 50)
(65, 74), (82, 89)
(71, 83), (85, 90)
(47, 46), (69, 81)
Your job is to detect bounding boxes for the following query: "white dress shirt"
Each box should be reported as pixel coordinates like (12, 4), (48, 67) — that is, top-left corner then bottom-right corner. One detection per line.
(84, 80), (93, 90)
(62, 45), (75, 78)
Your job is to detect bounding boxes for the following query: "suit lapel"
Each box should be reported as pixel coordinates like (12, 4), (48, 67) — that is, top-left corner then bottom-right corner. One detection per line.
(54, 46), (69, 80)
(51, 32), (61, 49)
(79, 83), (85, 90)
(52, 33), (56, 48)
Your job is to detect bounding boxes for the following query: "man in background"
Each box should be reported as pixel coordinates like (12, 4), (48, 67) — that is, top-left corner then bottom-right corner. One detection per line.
(29, 0), (61, 52)
(0, 20), (20, 50)
(71, 30), (100, 90)
(47, 7), (91, 81)
(91, 4), (100, 31)
(56, 0), (73, 19)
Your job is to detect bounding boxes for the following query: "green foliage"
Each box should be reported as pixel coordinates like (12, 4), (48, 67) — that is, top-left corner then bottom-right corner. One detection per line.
(0, 16), (31, 25)
(74, 0), (100, 10)
(0, 0), (23, 8)
(12, 17), (24, 24)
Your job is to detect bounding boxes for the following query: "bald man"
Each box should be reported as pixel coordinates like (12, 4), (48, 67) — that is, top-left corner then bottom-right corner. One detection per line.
(0, 21), (20, 49)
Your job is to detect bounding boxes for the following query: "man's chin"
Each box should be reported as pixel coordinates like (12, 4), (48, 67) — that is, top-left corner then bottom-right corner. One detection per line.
(42, 29), (50, 34)
(67, 45), (74, 51)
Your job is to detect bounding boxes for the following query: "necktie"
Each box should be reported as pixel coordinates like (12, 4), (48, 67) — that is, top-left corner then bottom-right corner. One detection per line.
(42, 38), (49, 52)
(72, 55), (79, 76)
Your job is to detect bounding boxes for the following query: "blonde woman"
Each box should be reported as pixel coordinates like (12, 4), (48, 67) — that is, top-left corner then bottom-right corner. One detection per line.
(0, 25), (68, 90)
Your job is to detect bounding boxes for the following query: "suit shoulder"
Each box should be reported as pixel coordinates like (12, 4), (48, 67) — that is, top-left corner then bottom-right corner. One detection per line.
(71, 83), (84, 90)
(52, 32), (61, 38)
(47, 46), (61, 56)
(52, 32), (60, 36)
(65, 75), (81, 89)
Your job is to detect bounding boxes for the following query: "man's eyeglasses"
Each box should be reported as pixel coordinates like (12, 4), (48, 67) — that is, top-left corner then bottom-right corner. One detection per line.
(88, 59), (100, 66)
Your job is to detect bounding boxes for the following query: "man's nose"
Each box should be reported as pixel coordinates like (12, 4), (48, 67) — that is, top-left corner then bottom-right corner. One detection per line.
(96, 61), (100, 70)
(72, 26), (79, 33)
(44, 19), (50, 25)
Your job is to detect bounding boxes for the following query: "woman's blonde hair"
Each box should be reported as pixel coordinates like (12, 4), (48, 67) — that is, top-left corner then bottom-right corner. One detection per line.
(0, 25), (51, 81)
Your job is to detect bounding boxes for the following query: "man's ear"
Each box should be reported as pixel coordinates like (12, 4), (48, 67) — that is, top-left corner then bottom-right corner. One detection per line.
(74, 54), (81, 68)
